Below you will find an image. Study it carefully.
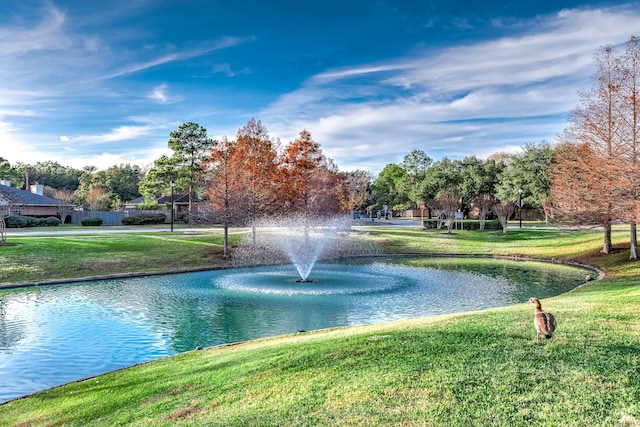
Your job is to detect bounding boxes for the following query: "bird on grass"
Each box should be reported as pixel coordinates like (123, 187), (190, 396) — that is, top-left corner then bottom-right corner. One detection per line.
(528, 297), (557, 344)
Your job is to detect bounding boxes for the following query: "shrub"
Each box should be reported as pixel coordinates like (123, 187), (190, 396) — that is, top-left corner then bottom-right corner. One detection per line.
(6, 215), (40, 228)
(121, 213), (166, 225)
(44, 216), (62, 226)
(81, 217), (104, 226)
(136, 201), (159, 210)
(422, 219), (502, 231)
(6, 215), (26, 228)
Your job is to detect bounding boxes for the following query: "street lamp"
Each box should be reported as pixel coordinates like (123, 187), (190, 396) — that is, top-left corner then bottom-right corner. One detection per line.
(518, 187), (523, 229)
(170, 180), (175, 232)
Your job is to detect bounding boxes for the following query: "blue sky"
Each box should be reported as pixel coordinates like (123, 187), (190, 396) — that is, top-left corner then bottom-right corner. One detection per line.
(1, 0), (639, 174)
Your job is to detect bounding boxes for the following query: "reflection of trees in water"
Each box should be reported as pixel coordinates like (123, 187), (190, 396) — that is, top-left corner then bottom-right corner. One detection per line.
(0, 298), (26, 349)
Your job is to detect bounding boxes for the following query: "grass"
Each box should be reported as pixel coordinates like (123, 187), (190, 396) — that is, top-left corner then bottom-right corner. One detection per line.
(0, 225), (639, 426)
(0, 227), (244, 286)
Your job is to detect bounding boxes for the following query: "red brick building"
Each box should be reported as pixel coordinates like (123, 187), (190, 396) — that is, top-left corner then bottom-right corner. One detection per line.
(0, 182), (73, 222)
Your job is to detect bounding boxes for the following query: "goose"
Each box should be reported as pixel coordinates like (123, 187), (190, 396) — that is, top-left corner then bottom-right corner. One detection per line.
(528, 297), (557, 343)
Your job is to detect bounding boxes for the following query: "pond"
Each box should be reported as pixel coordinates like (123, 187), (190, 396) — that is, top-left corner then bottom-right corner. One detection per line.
(0, 257), (590, 402)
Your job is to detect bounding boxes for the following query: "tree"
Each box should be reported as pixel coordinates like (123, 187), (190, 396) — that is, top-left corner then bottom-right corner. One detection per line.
(398, 149), (433, 209)
(0, 158), (22, 188)
(0, 191), (13, 244)
(617, 36), (640, 259)
(231, 119), (279, 243)
(203, 137), (239, 258)
(421, 158), (461, 200)
(372, 163), (407, 213)
(14, 161), (82, 191)
(85, 187), (109, 211)
(552, 41), (635, 256)
(344, 170), (373, 213)
(459, 156), (504, 223)
(92, 164), (142, 203)
(551, 142), (608, 224)
(72, 166), (95, 207)
(277, 130), (345, 216)
(70, 164), (141, 211)
(435, 187), (461, 234)
(470, 193), (496, 231)
(47, 187), (75, 203)
(139, 155), (176, 199)
(493, 201), (515, 234)
(167, 122), (215, 224)
(495, 143), (554, 221)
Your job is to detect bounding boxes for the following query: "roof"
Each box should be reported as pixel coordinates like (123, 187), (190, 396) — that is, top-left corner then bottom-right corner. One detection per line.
(0, 184), (73, 207)
(127, 194), (190, 205)
(157, 194), (190, 204)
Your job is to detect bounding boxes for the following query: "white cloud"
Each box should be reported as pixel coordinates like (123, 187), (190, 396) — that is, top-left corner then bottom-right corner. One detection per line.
(75, 125), (156, 143)
(149, 84), (169, 103)
(262, 6), (640, 172)
(0, 5), (69, 55)
(213, 63), (235, 77)
(1, 124), (53, 165)
(102, 36), (247, 80)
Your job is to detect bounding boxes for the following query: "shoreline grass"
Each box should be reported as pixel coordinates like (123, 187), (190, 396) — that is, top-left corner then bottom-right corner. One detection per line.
(0, 228), (239, 287)
(0, 225), (638, 426)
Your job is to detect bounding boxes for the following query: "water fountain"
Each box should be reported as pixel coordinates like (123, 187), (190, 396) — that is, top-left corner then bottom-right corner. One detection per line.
(234, 213), (371, 282)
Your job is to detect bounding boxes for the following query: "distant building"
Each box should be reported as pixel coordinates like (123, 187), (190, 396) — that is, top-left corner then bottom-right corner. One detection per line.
(0, 180), (73, 222)
(125, 194), (192, 221)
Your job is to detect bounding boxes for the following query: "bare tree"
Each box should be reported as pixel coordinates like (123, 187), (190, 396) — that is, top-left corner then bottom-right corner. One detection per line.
(0, 199), (10, 245)
(553, 37), (640, 259)
(0, 187), (18, 244)
(435, 187), (461, 234)
(618, 36), (640, 259)
(471, 193), (496, 231)
(493, 202), (515, 235)
(203, 137), (238, 258)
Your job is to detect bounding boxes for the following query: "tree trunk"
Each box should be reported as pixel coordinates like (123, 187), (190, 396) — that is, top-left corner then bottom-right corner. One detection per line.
(0, 219), (6, 245)
(630, 222), (638, 260)
(602, 221), (612, 254)
(446, 217), (454, 234)
(252, 224), (257, 247)
(478, 207), (488, 231)
(223, 223), (229, 258)
(188, 186), (194, 225)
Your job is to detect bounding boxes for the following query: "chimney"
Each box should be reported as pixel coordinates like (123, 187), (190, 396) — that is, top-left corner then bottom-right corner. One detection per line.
(0, 179), (10, 187)
(30, 184), (44, 196)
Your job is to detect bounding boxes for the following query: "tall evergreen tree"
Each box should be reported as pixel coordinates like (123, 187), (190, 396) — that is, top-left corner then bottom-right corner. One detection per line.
(167, 122), (215, 223)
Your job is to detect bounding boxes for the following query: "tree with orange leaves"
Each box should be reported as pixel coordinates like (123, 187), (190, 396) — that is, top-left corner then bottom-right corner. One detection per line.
(203, 137), (238, 257)
(552, 37), (640, 259)
(233, 119), (279, 243)
(204, 119), (279, 247)
(617, 36), (640, 259)
(276, 130), (347, 217)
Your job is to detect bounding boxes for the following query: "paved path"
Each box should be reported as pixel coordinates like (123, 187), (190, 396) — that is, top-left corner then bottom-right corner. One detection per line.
(5, 226), (222, 236)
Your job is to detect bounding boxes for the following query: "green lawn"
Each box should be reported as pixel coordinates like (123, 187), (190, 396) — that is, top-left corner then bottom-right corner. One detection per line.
(0, 225), (638, 426)
(0, 227), (242, 286)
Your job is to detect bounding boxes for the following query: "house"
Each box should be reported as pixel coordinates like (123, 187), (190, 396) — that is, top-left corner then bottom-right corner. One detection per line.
(124, 194), (192, 222)
(0, 180), (74, 222)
